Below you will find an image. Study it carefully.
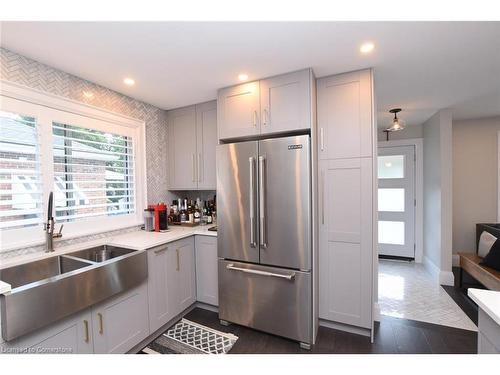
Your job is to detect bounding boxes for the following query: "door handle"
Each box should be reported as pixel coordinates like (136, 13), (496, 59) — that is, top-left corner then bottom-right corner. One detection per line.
(321, 170), (325, 225)
(176, 249), (180, 271)
(320, 128), (325, 151)
(249, 157), (256, 248)
(258, 156), (267, 248)
(98, 313), (104, 335)
(83, 319), (89, 343)
(253, 110), (257, 127)
(192, 154), (196, 183)
(226, 263), (295, 280)
(262, 108), (268, 126)
(198, 153), (202, 182)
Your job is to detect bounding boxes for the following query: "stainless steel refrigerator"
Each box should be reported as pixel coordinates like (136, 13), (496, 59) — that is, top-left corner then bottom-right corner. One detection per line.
(217, 134), (312, 346)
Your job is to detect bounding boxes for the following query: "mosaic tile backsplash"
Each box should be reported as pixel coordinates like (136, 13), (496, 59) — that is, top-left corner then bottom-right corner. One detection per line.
(0, 47), (168, 259)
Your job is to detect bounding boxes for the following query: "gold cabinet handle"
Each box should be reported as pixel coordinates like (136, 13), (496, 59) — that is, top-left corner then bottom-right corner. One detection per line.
(176, 248), (180, 271)
(98, 313), (104, 334)
(263, 108), (268, 126)
(154, 246), (168, 254)
(83, 319), (89, 343)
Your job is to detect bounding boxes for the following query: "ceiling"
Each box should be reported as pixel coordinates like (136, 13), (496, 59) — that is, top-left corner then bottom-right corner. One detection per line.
(1, 22), (499, 127)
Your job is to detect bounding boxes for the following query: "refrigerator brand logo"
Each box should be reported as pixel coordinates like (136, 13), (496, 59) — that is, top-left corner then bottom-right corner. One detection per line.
(287, 144), (303, 150)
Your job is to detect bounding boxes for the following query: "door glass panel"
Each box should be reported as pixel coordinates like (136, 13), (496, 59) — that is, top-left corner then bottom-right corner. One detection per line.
(378, 188), (405, 212)
(378, 221), (405, 245)
(378, 155), (405, 179)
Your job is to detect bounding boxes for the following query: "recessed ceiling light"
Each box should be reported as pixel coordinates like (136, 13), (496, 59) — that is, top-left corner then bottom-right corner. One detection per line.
(238, 73), (249, 81)
(82, 91), (94, 99)
(123, 77), (135, 86)
(360, 42), (375, 54)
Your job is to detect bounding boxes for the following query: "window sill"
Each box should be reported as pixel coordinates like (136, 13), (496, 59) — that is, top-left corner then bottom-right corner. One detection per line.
(0, 220), (143, 254)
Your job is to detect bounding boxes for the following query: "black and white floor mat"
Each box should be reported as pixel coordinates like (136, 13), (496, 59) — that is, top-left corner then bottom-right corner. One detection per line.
(141, 319), (238, 354)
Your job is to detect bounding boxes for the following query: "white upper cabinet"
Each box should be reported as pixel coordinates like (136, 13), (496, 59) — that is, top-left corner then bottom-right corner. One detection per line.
(217, 81), (260, 140)
(196, 101), (217, 190)
(167, 101), (217, 190)
(217, 69), (313, 141)
(168, 105), (198, 190)
(260, 69), (312, 135)
(317, 69), (373, 160)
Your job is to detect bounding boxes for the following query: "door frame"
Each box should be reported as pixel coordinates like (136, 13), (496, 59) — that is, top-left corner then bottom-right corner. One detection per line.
(378, 138), (423, 263)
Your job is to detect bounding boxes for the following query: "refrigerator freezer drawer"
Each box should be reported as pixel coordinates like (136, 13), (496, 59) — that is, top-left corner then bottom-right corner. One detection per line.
(218, 259), (312, 344)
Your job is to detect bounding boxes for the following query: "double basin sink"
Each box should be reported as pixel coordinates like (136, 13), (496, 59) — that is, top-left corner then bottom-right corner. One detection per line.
(0, 245), (147, 341)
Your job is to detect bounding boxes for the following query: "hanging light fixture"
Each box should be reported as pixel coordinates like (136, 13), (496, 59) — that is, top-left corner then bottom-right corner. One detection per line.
(386, 108), (405, 132)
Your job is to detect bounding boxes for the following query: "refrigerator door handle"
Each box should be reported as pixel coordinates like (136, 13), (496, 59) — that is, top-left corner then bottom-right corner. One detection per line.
(258, 155), (267, 248)
(226, 263), (295, 281)
(249, 157), (256, 248)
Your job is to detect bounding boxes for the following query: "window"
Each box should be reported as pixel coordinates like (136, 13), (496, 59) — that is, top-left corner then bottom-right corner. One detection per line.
(0, 111), (43, 230)
(0, 89), (145, 251)
(52, 122), (135, 223)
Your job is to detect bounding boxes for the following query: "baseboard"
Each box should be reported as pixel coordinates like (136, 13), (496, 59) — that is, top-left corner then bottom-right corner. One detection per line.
(423, 255), (440, 280)
(319, 319), (371, 337)
(452, 254), (460, 267)
(374, 302), (381, 322)
(195, 301), (219, 313)
(439, 271), (455, 286)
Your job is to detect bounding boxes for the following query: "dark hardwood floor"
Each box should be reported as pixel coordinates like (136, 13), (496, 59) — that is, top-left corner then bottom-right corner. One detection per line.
(183, 307), (478, 354)
(441, 266), (482, 326)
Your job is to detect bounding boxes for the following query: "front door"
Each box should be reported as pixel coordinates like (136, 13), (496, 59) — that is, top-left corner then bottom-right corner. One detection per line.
(377, 145), (415, 258)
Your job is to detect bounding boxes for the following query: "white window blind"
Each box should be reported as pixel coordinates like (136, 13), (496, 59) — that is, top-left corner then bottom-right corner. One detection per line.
(52, 122), (135, 223)
(0, 111), (43, 230)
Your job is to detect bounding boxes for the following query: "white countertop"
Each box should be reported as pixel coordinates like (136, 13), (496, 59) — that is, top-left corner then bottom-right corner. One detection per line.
(108, 225), (217, 250)
(0, 225), (216, 270)
(468, 288), (500, 326)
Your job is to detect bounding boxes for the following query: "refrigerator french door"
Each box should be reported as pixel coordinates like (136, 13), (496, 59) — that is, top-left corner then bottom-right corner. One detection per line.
(217, 134), (312, 345)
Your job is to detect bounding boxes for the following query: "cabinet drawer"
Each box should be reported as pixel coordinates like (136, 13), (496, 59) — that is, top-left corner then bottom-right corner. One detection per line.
(218, 259), (311, 343)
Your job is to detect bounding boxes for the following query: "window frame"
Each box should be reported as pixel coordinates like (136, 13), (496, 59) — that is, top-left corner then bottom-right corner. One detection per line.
(0, 81), (147, 251)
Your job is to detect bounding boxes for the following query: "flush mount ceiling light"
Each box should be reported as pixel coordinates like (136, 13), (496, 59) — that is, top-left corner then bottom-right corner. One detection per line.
(123, 77), (135, 86)
(82, 91), (94, 99)
(238, 73), (249, 81)
(386, 108), (405, 132)
(360, 42), (375, 54)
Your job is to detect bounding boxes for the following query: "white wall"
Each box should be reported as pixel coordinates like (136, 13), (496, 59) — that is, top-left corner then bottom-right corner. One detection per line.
(452, 116), (500, 254)
(422, 109), (453, 285)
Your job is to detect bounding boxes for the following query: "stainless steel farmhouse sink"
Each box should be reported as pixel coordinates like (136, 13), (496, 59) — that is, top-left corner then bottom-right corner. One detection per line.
(68, 245), (136, 263)
(0, 245), (147, 341)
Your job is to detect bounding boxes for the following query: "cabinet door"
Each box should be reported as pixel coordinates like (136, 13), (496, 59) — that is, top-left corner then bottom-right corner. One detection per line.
(167, 105), (198, 189)
(92, 282), (149, 354)
(176, 237), (196, 312)
(260, 69), (312, 135)
(147, 244), (175, 333)
(217, 81), (260, 140)
(317, 69), (373, 160)
(195, 235), (218, 306)
(196, 100), (217, 189)
(319, 158), (373, 329)
(0, 309), (93, 354)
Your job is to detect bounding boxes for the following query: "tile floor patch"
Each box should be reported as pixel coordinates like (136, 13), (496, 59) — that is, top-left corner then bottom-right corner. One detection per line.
(378, 260), (478, 331)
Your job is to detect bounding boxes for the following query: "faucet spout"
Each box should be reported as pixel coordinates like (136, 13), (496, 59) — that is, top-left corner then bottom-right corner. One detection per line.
(44, 192), (62, 252)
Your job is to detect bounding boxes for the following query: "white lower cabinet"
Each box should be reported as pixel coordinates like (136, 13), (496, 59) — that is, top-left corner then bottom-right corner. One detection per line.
(1, 308), (93, 354)
(195, 235), (218, 306)
(147, 237), (196, 334)
(318, 158), (373, 329)
(92, 282), (149, 354)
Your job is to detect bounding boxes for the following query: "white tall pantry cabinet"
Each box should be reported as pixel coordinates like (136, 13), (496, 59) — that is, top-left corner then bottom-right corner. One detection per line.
(317, 69), (376, 335)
